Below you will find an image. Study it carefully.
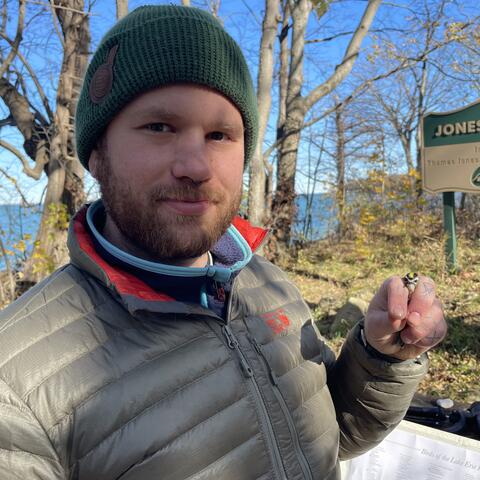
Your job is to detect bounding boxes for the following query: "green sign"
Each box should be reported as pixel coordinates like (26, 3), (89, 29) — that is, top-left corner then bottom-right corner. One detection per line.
(421, 99), (480, 194)
(420, 100), (480, 273)
(423, 102), (480, 148)
(472, 166), (480, 187)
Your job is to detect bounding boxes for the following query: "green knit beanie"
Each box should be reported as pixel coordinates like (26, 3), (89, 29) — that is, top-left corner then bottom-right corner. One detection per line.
(75, 5), (258, 170)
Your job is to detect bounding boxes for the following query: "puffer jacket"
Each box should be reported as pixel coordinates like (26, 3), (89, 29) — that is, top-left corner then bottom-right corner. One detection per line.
(0, 206), (428, 480)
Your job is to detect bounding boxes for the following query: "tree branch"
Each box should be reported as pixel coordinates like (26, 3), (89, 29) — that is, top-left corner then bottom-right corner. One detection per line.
(240, 0), (262, 26)
(28, 0), (90, 16)
(0, 32), (53, 121)
(49, 0), (66, 48)
(1, 0), (7, 34)
(305, 27), (407, 45)
(0, 77), (36, 140)
(295, 10), (479, 138)
(0, 166), (34, 206)
(263, 137), (281, 162)
(0, 139), (46, 180)
(304, 0), (382, 112)
(0, 0), (26, 79)
(0, 114), (14, 128)
(0, 233), (15, 301)
(302, 35), (462, 131)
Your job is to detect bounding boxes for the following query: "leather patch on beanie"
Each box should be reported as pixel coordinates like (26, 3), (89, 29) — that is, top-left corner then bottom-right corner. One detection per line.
(89, 44), (119, 104)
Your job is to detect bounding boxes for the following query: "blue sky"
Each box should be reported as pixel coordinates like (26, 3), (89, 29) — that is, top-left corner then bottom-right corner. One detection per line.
(0, 0), (478, 204)
(0, 0), (372, 204)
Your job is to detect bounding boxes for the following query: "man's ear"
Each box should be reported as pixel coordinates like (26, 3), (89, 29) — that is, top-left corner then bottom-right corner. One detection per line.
(88, 148), (101, 179)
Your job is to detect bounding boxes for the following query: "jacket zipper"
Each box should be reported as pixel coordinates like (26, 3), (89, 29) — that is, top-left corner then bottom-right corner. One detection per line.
(222, 324), (287, 480)
(248, 334), (314, 480)
(213, 280), (226, 301)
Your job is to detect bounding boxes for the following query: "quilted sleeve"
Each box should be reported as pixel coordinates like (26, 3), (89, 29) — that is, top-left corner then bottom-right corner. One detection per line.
(327, 322), (428, 460)
(0, 379), (66, 480)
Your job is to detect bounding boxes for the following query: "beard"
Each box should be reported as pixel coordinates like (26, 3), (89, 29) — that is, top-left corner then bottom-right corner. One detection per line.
(94, 149), (242, 262)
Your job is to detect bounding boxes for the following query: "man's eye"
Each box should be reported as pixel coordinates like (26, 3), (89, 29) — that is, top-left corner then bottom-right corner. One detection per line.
(208, 131), (226, 141)
(146, 123), (172, 132)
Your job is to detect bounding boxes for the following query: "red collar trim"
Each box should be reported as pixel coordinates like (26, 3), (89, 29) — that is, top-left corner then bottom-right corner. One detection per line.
(232, 216), (268, 252)
(73, 207), (174, 302)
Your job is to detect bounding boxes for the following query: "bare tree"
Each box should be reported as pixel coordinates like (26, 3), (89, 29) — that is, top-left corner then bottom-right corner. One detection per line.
(356, 0), (476, 198)
(0, 0), (25, 79)
(367, 76), (417, 186)
(0, 1), (90, 281)
(334, 100), (346, 238)
(268, 0), (382, 259)
(296, 125), (328, 241)
(248, 0), (279, 226)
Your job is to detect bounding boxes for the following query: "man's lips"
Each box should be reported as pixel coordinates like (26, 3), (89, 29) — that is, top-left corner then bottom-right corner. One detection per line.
(161, 199), (212, 215)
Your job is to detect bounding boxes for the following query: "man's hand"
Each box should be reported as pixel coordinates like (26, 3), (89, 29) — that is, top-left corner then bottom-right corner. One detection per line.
(364, 275), (447, 360)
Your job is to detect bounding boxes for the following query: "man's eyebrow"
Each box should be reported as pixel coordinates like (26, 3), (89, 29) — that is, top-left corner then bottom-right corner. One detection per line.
(132, 107), (244, 134)
(133, 106), (182, 121)
(217, 123), (244, 135)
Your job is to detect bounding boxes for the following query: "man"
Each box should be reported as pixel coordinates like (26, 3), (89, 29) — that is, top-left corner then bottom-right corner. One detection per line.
(0, 5), (446, 480)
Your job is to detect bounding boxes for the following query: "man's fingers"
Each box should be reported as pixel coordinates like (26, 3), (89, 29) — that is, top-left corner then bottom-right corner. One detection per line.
(408, 275), (436, 316)
(368, 277), (390, 312)
(366, 276), (409, 341)
(400, 298), (446, 346)
(387, 276), (409, 320)
(398, 311), (422, 345)
(365, 275), (446, 358)
(366, 308), (406, 340)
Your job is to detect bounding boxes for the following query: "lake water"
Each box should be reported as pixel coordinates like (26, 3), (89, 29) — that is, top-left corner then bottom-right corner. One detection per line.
(294, 193), (336, 241)
(0, 204), (42, 268)
(0, 195), (334, 268)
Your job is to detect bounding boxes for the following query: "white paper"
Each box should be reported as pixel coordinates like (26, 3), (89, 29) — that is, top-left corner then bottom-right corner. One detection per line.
(341, 420), (480, 480)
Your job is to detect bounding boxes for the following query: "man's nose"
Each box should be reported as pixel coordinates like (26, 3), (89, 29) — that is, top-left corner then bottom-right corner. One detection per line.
(171, 132), (212, 183)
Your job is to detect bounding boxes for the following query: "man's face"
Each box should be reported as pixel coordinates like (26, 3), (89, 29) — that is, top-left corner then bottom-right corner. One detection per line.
(89, 84), (245, 263)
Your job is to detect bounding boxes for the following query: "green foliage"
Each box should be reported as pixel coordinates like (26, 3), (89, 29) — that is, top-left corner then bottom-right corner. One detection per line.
(36, 202), (70, 276)
(311, 0), (331, 18)
(2, 203), (70, 287)
(444, 21), (468, 42)
(4, 233), (55, 280)
(343, 169), (439, 264)
(45, 203), (69, 233)
(30, 241), (56, 277)
(10, 233), (31, 262)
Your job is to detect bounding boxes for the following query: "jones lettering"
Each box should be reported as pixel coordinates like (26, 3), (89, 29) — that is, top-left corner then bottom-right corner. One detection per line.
(434, 121), (480, 137)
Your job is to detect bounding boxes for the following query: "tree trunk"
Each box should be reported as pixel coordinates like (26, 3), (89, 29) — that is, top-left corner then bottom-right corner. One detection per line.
(24, 0), (90, 282)
(268, 0), (310, 262)
(116, 0), (128, 19)
(268, 0), (382, 259)
(415, 1), (440, 200)
(272, 102), (305, 259)
(276, 1), (290, 145)
(268, 1), (290, 222)
(335, 103), (346, 238)
(398, 130), (416, 193)
(248, 0), (279, 226)
(415, 57), (428, 199)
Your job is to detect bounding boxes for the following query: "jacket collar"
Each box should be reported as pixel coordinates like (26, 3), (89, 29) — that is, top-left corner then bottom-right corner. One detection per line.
(86, 199), (253, 284)
(67, 204), (268, 311)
